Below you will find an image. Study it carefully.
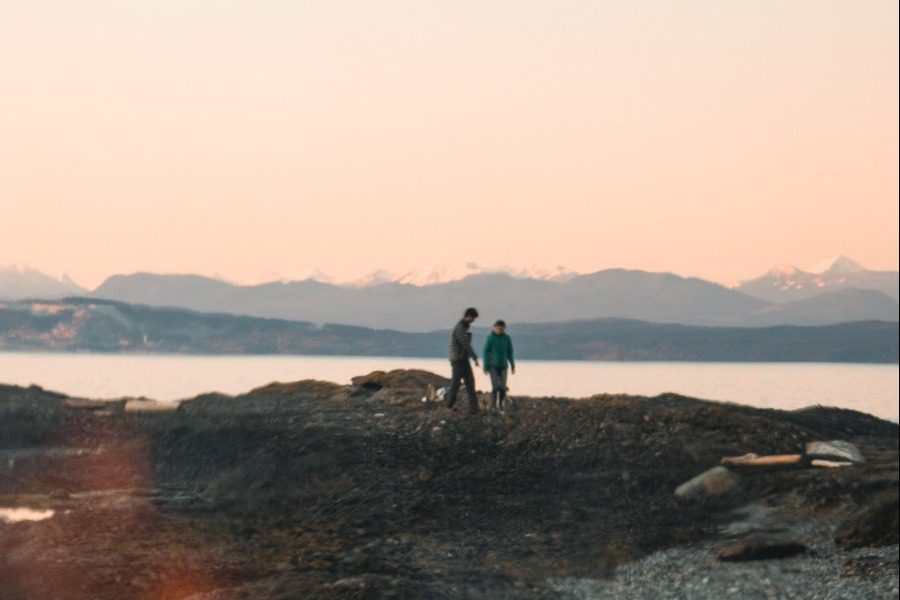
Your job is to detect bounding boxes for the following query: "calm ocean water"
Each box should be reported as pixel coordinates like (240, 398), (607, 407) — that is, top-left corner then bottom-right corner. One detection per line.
(0, 353), (897, 421)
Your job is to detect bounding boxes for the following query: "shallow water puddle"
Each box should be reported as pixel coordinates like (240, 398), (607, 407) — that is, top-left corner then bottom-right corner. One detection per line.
(0, 507), (55, 523)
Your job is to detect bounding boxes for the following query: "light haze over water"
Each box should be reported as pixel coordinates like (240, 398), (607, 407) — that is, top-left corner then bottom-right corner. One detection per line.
(1, 353), (897, 422)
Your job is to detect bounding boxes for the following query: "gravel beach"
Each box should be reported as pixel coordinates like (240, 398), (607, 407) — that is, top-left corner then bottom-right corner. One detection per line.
(551, 540), (899, 600)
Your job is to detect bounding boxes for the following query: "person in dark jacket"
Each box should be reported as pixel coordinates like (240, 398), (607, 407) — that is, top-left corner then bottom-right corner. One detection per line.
(483, 319), (515, 412)
(446, 307), (480, 414)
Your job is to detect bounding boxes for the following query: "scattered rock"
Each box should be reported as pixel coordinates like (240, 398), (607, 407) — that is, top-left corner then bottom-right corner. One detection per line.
(841, 554), (900, 579)
(675, 466), (740, 499)
(805, 440), (865, 464)
(718, 538), (807, 561)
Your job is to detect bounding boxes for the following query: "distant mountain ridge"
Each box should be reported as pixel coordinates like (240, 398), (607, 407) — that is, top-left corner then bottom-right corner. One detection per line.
(4, 258), (897, 331)
(90, 268), (898, 331)
(0, 265), (86, 300)
(1, 298), (896, 363)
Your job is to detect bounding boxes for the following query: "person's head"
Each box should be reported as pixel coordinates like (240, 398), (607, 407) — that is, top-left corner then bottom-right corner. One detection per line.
(463, 307), (479, 323)
(493, 319), (506, 334)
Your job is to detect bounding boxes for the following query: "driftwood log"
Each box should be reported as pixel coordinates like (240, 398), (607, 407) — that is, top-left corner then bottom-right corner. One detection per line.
(721, 453), (803, 467)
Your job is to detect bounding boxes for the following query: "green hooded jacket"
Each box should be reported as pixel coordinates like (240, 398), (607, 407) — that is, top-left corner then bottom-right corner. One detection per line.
(483, 331), (515, 370)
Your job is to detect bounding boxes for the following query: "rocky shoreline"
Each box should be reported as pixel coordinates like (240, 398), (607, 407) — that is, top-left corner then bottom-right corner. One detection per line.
(1, 370), (897, 599)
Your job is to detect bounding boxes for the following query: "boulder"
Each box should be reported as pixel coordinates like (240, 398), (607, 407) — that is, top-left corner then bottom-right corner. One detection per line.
(351, 369), (450, 391)
(674, 466), (739, 499)
(805, 440), (865, 464)
(351, 370), (387, 390)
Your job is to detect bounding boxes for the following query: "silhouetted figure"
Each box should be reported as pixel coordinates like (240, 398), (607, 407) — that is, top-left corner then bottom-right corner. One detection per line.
(483, 319), (515, 412)
(446, 307), (480, 414)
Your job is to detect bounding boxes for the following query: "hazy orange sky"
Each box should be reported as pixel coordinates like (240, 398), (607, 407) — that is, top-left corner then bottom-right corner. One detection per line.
(2, 1), (897, 289)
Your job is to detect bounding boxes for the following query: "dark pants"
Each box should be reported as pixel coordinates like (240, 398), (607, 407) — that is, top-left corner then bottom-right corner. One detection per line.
(488, 367), (508, 409)
(447, 360), (478, 411)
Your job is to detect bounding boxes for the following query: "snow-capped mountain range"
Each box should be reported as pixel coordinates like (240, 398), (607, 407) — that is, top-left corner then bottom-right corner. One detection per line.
(222, 256), (898, 294)
(4, 256), (894, 298)
(2, 257), (896, 331)
(736, 256), (898, 303)
(345, 264), (579, 287)
(243, 264), (579, 287)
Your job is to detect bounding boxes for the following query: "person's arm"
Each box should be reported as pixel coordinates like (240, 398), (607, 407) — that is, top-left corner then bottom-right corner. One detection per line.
(483, 336), (493, 372)
(508, 336), (515, 373)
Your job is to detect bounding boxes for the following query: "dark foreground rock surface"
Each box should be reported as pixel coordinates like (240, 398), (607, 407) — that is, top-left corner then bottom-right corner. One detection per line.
(0, 372), (897, 599)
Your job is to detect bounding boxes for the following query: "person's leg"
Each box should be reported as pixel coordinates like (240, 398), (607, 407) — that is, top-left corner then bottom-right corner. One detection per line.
(497, 368), (508, 410)
(446, 360), (463, 408)
(462, 361), (479, 412)
(488, 368), (503, 411)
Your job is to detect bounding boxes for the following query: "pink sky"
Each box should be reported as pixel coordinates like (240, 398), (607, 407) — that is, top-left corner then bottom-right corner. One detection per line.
(1, 1), (897, 289)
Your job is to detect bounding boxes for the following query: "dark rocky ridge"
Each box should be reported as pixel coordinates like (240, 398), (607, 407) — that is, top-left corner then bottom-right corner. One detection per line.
(0, 372), (897, 599)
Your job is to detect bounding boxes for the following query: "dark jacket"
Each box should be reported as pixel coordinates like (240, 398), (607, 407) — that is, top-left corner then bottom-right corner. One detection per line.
(483, 331), (515, 370)
(449, 320), (477, 362)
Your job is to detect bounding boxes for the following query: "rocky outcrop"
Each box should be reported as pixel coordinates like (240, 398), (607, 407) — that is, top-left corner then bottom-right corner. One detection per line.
(349, 369), (451, 405)
(177, 381), (348, 415)
(0, 374), (897, 599)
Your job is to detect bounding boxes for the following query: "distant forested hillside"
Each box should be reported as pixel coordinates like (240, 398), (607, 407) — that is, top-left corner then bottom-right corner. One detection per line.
(1, 298), (896, 363)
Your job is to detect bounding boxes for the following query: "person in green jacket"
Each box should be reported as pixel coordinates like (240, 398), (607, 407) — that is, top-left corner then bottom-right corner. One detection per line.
(483, 319), (515, 413)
